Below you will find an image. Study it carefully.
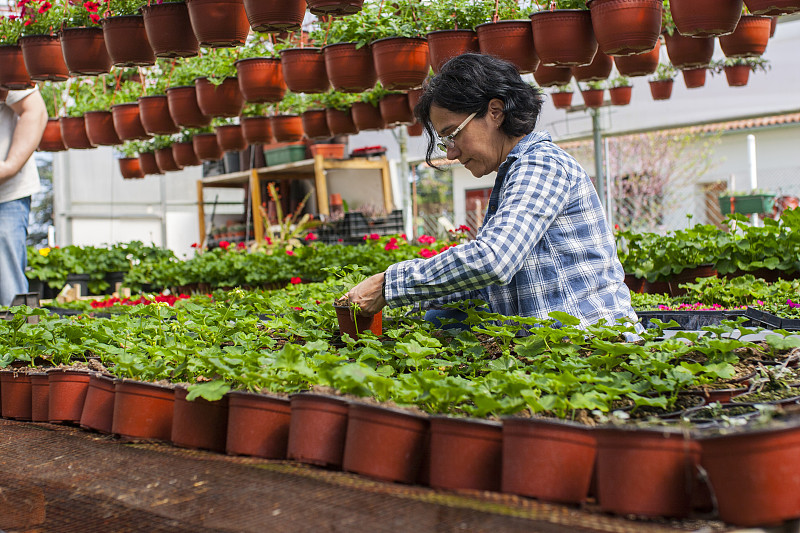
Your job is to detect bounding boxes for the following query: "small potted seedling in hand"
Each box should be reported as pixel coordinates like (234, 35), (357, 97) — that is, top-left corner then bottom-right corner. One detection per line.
(327, 265), (383, 338)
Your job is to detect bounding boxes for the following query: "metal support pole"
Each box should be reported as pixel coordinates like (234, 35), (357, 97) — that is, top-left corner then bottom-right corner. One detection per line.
(159, 174), (168, 248)
(747, 134), (759, 226)
(397, 125), (413, 239)
(592, 109), (605, 214)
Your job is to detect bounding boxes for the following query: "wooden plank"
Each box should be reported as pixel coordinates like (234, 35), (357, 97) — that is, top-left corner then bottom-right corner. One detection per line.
(196, 180), (206, 245)
(378, 156), (394, 213)
(314, 154), (329, 216)
(250, 169), (264, 244)
(322, 158), (387, 170)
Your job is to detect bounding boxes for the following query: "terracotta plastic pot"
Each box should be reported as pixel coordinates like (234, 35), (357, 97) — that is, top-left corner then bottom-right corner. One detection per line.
(502, 418), (596, 504)
(172, 141), (202, 167)
(770, 14), (778, 36)
(406, 121), (423, 136)
(59, 27), (112, 76)
(351, 102), (386, 131)
(112, 380), (174, 440)
(47, 369), (91, 424)
(334, 305), (381, 338)
(270, 114), (304, 142)
(101, 15), (155, 67)
(287, 393), (349, 468)
(596, 427), (700, 518)
(725, 64), (751, 86)
(301, 109), (332, 139)
(608, 86), (632, 106)
(79, 373), (117, 433)
(580, 88), (605, 108)
(166, 85), (211, 128)
(0, 371), (32, 420)
(371, 37), (430, 90)
(226, 391), (291, 458)
(240, 116), (273, 145)
(406, 87), (423, 113)
(588, 0), (662, 56)
(243, 0), (305, 32)
(667, 264), (717, 296)
(118, 157), (145, 179)
(30, 372), (50, 422)
(571, 49), (612, 82)
(533, 64), (574, 87)
(185, 0), (250, 47)
(138, 151), (163, 175)
(322, 42), (376, 93)
(235, 57), (286, 103)
(745, 0), (800, 15)
(529, 10), (597, 67)
(215, 124), (247, 152)
(192, 132), (223, 161)
(379, 93), (413, 125)
(111, 103), (150, 141)
(682, 67), (707, 88)
(669, 0), (743, 37)
(664, 31), (715, 69)
(719, 15), (772, 58)
(476, 20), (538, 74)
(171, 387), (229, 452)
(342, 403), (429, 484)
(613, 38), (660, 77)
(551, 91), (573, 109)
(280, 48), (329, 94)
(195, 77), (245, 118)
(426, 29), (480, 73)
(39, 118), (67, 152)
(649, 79), (674, 100)
(428, 417), (502, 492)
(84, 111), (122, 146)
(154, 147), (183, 172)
(306, 0), (363, 15)
(18, 34), (69, 82)
(59, 116), (95, 150)
(0, 88), (5, 102)
(137, 95), (180, 135)
(142, 2), (199, 58)
(0, 45), (33, 90)
(325, 107), (358, 136)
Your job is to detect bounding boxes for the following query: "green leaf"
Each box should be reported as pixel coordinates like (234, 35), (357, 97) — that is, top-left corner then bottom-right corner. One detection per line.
(186, 381), (231, 402)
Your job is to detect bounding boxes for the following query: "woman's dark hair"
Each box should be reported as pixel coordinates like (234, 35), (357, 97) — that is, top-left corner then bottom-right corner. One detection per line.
(414, 53), (545, 168)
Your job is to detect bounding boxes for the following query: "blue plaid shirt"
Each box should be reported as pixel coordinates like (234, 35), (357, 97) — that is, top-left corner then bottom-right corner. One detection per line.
(384, 131), (638, 328)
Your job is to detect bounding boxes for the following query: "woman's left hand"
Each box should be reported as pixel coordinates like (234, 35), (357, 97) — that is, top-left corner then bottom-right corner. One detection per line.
(345, 272), (387, 315)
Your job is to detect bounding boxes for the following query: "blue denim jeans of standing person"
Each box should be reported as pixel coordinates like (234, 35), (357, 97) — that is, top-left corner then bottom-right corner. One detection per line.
(0, 196), (31, 307)
(424, 308), (472, 332)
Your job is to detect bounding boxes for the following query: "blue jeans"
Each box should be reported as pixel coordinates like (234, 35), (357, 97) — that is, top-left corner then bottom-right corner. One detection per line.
(0, 196), (30, 307)
(424, 308), (471, 332)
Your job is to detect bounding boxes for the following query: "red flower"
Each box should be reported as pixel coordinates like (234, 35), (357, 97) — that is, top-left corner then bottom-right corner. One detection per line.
(37, 1), (51, 13)
(400, 233), (407, 240)
(290, 277), (301, 284)
(23, 18), (33, 25)
(237, 242), (246, 249)
(83, 1), (99, 12)
(291, 306), (303, 311)
(419, 234), (436, 245)
(190, 242), (200, 248)
(337, 238), (343, 242)
(89, 13), (100, 23)
(419, 248), (437, 258)
(384, 237), (399, 251)
(265, 236), (273, 245)
(304, 232), (317, 241)
(286, 250), (294, 256)
(219, 240), (230, 250)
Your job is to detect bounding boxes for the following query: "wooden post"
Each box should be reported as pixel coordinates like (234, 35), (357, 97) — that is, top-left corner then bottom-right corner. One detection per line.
(196, 180), (206, 245)
(379, 155), (394, 212)
(250, 168), (264, 243)
(314, 154), (330, 216)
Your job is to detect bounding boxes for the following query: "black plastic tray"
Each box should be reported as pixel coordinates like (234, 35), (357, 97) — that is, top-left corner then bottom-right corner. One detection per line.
(636, 309), (750, 330)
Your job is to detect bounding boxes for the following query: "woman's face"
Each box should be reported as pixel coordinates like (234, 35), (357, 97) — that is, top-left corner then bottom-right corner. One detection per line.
(429, 100), (509, 178)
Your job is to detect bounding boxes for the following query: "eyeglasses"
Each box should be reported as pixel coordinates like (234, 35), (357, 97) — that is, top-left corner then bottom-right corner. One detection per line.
(436, 112), (477, 152)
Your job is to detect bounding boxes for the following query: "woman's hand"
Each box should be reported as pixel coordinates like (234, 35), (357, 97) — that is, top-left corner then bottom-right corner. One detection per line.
(345, 272), (387, 315)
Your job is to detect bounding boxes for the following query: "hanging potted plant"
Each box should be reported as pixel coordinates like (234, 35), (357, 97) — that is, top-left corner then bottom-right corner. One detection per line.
(138, 63), (180, 135)
(719, 12), (772, 58)
(533, 64), (574, 87)
(137, 139), (164, 175)
(681, 67), (707, 88)
(79, 77), (123, 146)
(111, 79), (152, 140)
(351, 85), (387, 131)
(571, 48), (613, 82)
(0, 15), (33, 90)
(153, 134), (183, 172)
(530, 0), (597, 67)
(476, 0), (538, 73)
(185, 0), (250, 47)
(279, 35), (330, 94)
(715, 55), (770, 87)
(669, 0), (742, 37)
(318, 6), (378, 92)
(301, 100), (332, 140)
(744, 0), (800, 15)
(38, 82), (67, 152)
(191, 125), (224, 161)
(662, 5), (715, 70)
(141, 0), (199, 58)
(213, 117), (248, 153)
(165, 57), (211, 128)
(59, 0), (113, 76)
(60, 88), (96, 150)
(240, 102), (274, 145)
(16, 2), (70, 82)
(243, 0), (305, 33)
(378, 90), (413, 126)
(648, 62), (677, 100)
(193, 48), (245, 118)
(171, 128), (203, 167)
(613, 36), (660, 77)
(424, 0), (485, 73)
(117, 141), (146, 178)
(588, 0), (662, 56)
(307, 0), (363, 16)
(370, 0), (431, 90)
(550, 83), (574, 110)
(235, 35), (286, 103)
(322, 90), (359, 136)
(101, 0), (156, 67)
(579, 80), (606, 109)
(271, 91), (307, 142)
(608, 75), (632, 105)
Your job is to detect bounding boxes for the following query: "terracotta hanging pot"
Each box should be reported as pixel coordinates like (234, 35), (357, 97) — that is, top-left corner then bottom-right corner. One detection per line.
(171, 387), (229, 452)
(428, 417), (502, 492)
(215, 124), (247, 152)
(322, 42), (376, 93)
(406, 121), (423, 136)
(613, 38), (661, 76)
(59, 27), (112, 76)
(351, 102), (385, 131)
(306, 0), (363, 16)
(325, 107), (358, 136)
(682, 67), (707, 88)
(38, 118), (67, 152)
(185, 0), (250, 47)
(342, 403), (428, 484)
(111, 102), (151, 141)
(287, 393), (349, 468)
(112, 380), (174, 440)
(406, 87), (423, 113)
(60, 116), (95, 150)
(475, 20), (538, 74)
(533, 64), (574, 87)
(154, 147), (183, 172)
(138, 151), (163, 175)
(0, 371), (32, 420)
(551, 91), (573, 109)
(166, 85), (211, 128)
(587, 0), (662, 56)
(118, 156), (145, 179)
(47, 369), (91, 424)
(235, 57), (286, 103)
(596, 427), (700, 518)
(608, 85), (632, 105)
(770, 15), (778, 36)
(371, 37), (430, 90)
(502, 418), (596, 504)
(172, 141), (202, 167)
(719, 15), (772, 58)
(280, 48), (329, 94)
(270, 114), (304, 142)
(18, 34), (69, 82)
(379, 93), (413, 125)
(84, 110), (122, 146)
(426, 29), (480, 73)
(101, 15), (156, 67)
(301, 109), (332, 139)
(138, 95), (180, 135)
(226, 391), (291, 458)
(530, 10), (597, 67)
(571, 49), (613, 82)
(192, 132), (223, 161)
(79, 373), (117, 433)
(30, 372), (50, 422)
(0, 45), (33, 90)
(664, 32), (714, 69)
(141, 2), (199, 58)
(0, 88), (5, 102)
(240, 115), (273, 144)
(669, 0), (743, 37)
(333, 305), (381, 337)
(243, 0), (305, 32)
(194, 77), (245, 118)
(745, 0), (800, 14)
(580, 88), (605, 108)
(725, 64), (751, 86)
(649, 79), (674, 100)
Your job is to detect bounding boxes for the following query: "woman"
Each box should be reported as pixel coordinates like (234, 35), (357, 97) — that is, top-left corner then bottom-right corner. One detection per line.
(346, 53), (637, 329)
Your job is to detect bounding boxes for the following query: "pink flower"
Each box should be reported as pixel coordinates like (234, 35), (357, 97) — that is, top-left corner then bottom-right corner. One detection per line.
(337, 238), (343, 242)
(419, 234), (436, 245)
(757, 300), (765, 306)
(419, 248), (437, 258)
(304, 232), (317, 241)
(237, 242), (246, 249)
(265, 237), (273, 245)
(400, 233), (407, 240)
(286, 250), (294, 256)
(290, 277), (301, 284)
(218, 240), (230, 250)
(291, 306), (303, 311)
(384, 237), (399, 251)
